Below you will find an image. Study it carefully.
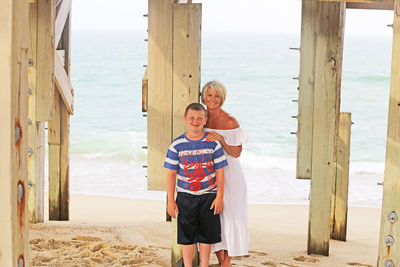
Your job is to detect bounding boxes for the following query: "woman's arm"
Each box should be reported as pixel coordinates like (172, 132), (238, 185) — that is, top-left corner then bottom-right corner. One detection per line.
(205, 116), (243, 158)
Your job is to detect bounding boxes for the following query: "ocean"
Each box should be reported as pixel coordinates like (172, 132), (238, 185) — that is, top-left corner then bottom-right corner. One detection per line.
(66, 29), (392, 207)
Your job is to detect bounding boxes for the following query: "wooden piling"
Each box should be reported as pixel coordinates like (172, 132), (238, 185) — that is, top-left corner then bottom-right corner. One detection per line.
(28, 1), (45, 224)
(296, 0), (317, 179)
(307, 1), (345, 256)
(171, 3), (202, 266)
(378, 1), (400, 265)
(147, 0), (174, 191)
(0, 0), (29, 265)
(331, 112), (351, 241)
(36, 0), (55, 122)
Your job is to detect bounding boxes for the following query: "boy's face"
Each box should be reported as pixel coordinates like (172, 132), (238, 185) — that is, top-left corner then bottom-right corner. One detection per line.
(184, 109), (207, 133)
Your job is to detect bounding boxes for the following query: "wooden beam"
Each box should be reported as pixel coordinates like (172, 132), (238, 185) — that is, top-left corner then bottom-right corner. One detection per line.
(171, 4), (202, 266)
(55, 0), (71, 47)
(54, 52), (74, 114)
(142, 68), (148, 112)
(346, 2), (394, 9)
(36, 0), (55, 121)
(0, 0), (29, 265)
(331, 112), (351, 241)
(147, 0), (174, 191)
(308, 1), (345, 256)
(28, 1), (45, 224)
(316, 0), (393, 3)
(297, 0), (318, 179)
(48, 88), (61, 220)
(59, 10), (71, 221)
(378, 1), (400, 266)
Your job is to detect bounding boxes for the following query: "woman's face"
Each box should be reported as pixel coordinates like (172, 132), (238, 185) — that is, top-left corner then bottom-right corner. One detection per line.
(204, 87), (222, 109)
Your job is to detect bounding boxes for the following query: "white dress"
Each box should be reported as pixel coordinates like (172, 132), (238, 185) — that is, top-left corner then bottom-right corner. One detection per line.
(205, 127), (250, 257)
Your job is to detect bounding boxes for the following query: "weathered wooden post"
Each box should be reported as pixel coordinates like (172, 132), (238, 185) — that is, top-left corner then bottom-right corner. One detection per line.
(171, 4), (202, 266)
(330, 112), (351, 241)
(307, 1), (345, 256)
(28, 1), (46, 223)
(296, 0), (317, 180)
(0, 0), (29, 265)
(378, 1), (400, 265)
(49, 0), (73, 221)
(147, 0), (201, 265)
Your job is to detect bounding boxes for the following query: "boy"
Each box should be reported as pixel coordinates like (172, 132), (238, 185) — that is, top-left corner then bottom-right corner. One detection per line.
(164, 103), (227, 267)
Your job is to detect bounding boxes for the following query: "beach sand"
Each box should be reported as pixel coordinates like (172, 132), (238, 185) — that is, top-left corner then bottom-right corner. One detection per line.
(29, 194), (380, 266)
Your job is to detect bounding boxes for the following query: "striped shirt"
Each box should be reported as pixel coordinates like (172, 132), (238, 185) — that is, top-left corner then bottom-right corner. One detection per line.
(164, 132), (228, 195)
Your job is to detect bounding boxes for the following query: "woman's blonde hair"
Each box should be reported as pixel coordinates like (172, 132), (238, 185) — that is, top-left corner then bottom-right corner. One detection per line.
(201, 80), (227, 107)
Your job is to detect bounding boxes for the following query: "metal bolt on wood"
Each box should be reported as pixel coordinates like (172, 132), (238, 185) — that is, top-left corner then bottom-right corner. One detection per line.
(27, 147), (33, 157)
(385, 235), (394, 246)
(388, 211), (398, 223)
(292, 99), (298, 102)
(27, 119), (32, 126)
(293, 76), (299, 80)
(385, 260), (395, 267)
(15, 126), (21, 144)
(28, 88), (32, 96)
(292, 115), (298, 119)
(17, 183), (24, 204)
(388, 24), (394, 28)
(290, 131), (297, 135)
(28, 58), (33, 66)
(143, 14), (148, 17)
(18, 258), (24, 267)
(28, 181), (33, 188)
(289, 47), (300, 51)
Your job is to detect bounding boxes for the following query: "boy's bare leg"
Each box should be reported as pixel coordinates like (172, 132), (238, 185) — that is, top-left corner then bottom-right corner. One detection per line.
(221, 250), (231, 267)
(199, 243), (212, 267)
(215, 250), (224, 265)
(182, 244), (195, 267)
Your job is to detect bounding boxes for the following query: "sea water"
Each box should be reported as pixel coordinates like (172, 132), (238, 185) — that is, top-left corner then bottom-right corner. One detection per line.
(66, 29), (392, 207)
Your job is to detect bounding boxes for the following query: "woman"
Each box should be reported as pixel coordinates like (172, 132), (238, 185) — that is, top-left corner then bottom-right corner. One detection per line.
(201, 80), (249, 267)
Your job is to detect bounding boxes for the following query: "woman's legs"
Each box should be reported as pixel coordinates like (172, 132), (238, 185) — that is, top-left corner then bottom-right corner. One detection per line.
(215, 250), (225, 265)
(221, 250), (231, 267)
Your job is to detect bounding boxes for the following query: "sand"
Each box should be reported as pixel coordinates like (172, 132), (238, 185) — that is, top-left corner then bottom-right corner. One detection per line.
(29, 194), (380, 266)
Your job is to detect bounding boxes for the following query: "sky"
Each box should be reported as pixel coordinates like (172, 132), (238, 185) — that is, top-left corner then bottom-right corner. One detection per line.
(71, 0), (394, 36)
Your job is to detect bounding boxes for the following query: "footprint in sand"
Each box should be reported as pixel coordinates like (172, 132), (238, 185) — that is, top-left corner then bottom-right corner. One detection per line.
(348, 263), (374, 267)
(294, 255), (319, 263)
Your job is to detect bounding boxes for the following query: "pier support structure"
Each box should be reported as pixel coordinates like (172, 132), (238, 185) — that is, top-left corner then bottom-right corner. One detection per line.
(378, 0), (400, 265)
(147, 0), (201, 265)
(0, 0), (29, 266)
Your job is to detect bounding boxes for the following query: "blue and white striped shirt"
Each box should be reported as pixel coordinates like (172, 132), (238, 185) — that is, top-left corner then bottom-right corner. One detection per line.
(164, 132), (228, 195)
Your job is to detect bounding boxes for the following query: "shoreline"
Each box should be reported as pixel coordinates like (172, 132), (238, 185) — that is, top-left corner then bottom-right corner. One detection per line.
(30, 193), (380, 266)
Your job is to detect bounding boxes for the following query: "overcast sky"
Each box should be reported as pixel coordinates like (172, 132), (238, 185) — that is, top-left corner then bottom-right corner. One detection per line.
(71, 0), (393, 36)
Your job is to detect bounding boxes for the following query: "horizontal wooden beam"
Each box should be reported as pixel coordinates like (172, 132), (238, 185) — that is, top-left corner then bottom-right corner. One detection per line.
(54, 53), (74, 114)
(346, 2), (393, 9)
(316, 0), (393, 3)
(55, 0), (71, 47)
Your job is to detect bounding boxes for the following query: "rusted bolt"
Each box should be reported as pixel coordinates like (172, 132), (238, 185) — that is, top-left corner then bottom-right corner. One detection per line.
(17, 183), (24, 204)
(384, 260), (394, 267)
(385, 235), (394, 246)
(27, 147), (33, 157)
(27, 119), (32, 126)
(28, 88), (32, 96)
(15, 126), (21, 144)
(388, 211), (398, 223)
(28, 58), (33, 66)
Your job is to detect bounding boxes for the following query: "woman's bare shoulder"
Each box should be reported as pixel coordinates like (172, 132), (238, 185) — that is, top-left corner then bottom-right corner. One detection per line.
(220, 114), (240, 130)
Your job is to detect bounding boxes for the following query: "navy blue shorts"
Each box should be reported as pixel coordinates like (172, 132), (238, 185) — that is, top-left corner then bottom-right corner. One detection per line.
(176, 192), (221, 245)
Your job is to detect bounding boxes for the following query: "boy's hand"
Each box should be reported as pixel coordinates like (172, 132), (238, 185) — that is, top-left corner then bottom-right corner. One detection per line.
(210, 196), (223, 215)
(168, 200), (179, 218)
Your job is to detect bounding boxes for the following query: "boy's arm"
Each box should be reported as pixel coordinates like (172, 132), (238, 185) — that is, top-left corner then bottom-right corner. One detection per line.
(167, 169), (179, 218)
(211, 168), (224, 215)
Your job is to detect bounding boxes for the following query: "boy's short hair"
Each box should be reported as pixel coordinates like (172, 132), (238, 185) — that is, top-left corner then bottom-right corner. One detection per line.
(184, 103), (208, 117)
